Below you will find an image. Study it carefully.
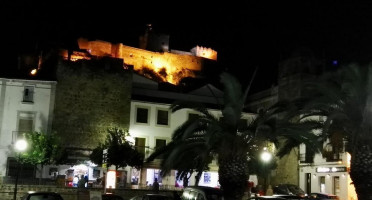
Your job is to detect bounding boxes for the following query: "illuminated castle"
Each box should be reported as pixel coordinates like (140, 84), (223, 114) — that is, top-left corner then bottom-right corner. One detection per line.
(60, 25), (217, 85)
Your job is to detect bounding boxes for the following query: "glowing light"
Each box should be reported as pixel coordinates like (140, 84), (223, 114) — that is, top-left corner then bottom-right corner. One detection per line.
(106, 170), (116, 189)
(125, 136), (135, 144)
(261, 151), (272, 162)
(191, 46), (217, 60)
(15, 139), (28, 152)
(30, 69), (37, 76)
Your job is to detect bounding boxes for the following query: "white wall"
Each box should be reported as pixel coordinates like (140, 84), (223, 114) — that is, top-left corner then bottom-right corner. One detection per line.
(129, 100), (255, 155)
(128, 100), (255, 187)
(299, 144), (356, 200)
(0, 78), (56, 176)
(299, 165), (349, 200)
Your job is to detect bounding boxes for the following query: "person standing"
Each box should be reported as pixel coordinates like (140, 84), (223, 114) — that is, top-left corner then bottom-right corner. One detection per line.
(78, 175), (86, 188)
(152, 178), (160, 194)
(266, 185), (273, 196)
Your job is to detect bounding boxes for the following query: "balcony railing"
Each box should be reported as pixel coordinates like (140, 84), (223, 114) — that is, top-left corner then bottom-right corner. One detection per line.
(11, 131), (30, 144)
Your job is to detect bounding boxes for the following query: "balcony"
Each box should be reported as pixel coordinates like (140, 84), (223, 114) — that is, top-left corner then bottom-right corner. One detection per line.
(11, 131), (29, 144)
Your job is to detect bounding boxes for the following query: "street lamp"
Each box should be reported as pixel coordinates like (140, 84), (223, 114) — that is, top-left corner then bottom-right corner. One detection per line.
(14, 139), (28, 200)
(261, 147), (272, 195)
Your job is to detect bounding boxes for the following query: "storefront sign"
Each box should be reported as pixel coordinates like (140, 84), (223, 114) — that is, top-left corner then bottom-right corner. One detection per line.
(316, 166), (347, 173)
(106, 170), (116, 189)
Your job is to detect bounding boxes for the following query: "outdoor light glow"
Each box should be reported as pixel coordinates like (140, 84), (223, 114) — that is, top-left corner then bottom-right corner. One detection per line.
(15, 139), (27, 152)
(261, 151), (272, 162)
(30, 69), (37, 75)
(106, 170), (116, 189)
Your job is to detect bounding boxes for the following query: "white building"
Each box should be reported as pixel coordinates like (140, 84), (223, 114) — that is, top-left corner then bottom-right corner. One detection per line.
(0, 78), (56, 178)
(299, 144), (357, 200)
(123, 74), (254, 189)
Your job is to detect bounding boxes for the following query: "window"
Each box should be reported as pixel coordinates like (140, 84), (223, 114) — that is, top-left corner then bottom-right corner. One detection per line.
(135, 137), (146, 155)
(333, 176), (340, 197)
(23, 86), (34, 103)
(300, 145), (315, 163)
(323, 143), (342, 162)
(155, 139), (166, 150)
(136, 107), (149, 124)
(319, 176), (326, 193)
(188, 113), (199, 121)
(17, 112), (35, 140)
(6, 157), (35, 178)
(93, 169), (100, 178)
(156, 109), (169, 126)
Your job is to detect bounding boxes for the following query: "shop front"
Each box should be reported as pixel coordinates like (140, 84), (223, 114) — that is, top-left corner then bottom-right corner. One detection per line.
(136, 160), (220, 190)
(299, 165), (357, 200)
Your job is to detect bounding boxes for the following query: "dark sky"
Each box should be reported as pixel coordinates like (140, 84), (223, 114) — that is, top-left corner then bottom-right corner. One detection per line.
(2, 1), (372, 92)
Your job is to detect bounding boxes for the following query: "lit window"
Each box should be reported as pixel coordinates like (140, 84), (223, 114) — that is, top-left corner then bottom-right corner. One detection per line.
(135, 137), (146, 155)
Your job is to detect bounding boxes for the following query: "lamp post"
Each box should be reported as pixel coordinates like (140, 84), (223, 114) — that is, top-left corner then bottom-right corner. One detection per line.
(14, 139), (28, 200)
(260, 147), (272, 195)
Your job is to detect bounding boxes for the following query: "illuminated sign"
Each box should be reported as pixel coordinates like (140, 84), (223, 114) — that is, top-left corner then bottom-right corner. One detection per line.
(106, 170), (116, 189)
(316, 167), (347, 173)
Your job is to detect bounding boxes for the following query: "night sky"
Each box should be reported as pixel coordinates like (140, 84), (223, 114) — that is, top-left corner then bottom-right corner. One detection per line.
(2, 1), (372, 92)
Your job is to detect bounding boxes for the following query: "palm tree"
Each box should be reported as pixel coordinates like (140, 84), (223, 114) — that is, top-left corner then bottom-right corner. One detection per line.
(298, 63), (372, 199)
(147, 72), (322, 200)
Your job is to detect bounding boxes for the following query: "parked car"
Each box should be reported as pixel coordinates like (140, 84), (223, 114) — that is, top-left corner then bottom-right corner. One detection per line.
(130, 194), (172, 200)
(21, 191), (64, 200)
(103, 193), (125, 200)
(273, 194), (306, 199)
(181, 186), (224, 200)
(273, 184), (306, 197)
(308, 193), (339, 200)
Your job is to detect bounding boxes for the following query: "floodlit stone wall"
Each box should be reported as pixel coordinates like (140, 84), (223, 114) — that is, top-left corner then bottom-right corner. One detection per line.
(52, 58), (132, 149)
(77, 39), (203, 85)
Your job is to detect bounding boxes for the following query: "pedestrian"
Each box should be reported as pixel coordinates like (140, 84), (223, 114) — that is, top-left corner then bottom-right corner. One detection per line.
(78, 175), (86, 188)
(266, 185), (273, 196)
(152, 178), (160, 193)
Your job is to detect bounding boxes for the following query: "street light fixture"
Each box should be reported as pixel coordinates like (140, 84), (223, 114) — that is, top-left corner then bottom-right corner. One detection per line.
(13, 139), (28, 200)
(261, 147), (272, 195)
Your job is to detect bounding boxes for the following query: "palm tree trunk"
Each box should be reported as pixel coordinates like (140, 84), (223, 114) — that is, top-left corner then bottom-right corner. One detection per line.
(218, 156), (248, 200)
(350, 145), (372, 200)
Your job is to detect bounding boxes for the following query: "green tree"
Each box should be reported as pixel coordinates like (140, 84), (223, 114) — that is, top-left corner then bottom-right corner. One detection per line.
(22, 131), (62, 165)
(20, 131), (62, 184)
(147, 72), (321, 200)
(90, 128), (144, 170)
(297, 63), (372, 199)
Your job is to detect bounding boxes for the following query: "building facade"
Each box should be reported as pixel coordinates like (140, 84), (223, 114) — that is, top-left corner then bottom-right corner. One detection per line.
(0, 78), (56, 178)
(123, 73), (254, 189)
(246, 48), (357, 200)
(299, 144), (357, 200)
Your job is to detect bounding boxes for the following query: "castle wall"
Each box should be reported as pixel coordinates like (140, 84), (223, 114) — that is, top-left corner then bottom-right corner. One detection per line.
(52, 58), (132, 149)
(77, 39), (203, 85)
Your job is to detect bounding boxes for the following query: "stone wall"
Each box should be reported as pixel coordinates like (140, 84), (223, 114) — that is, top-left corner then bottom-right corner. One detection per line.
(52, 58), (132, 149)
(77, 38), (204, 85)
(270, 149), (300, 186)
(0, 184), (176, 200)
